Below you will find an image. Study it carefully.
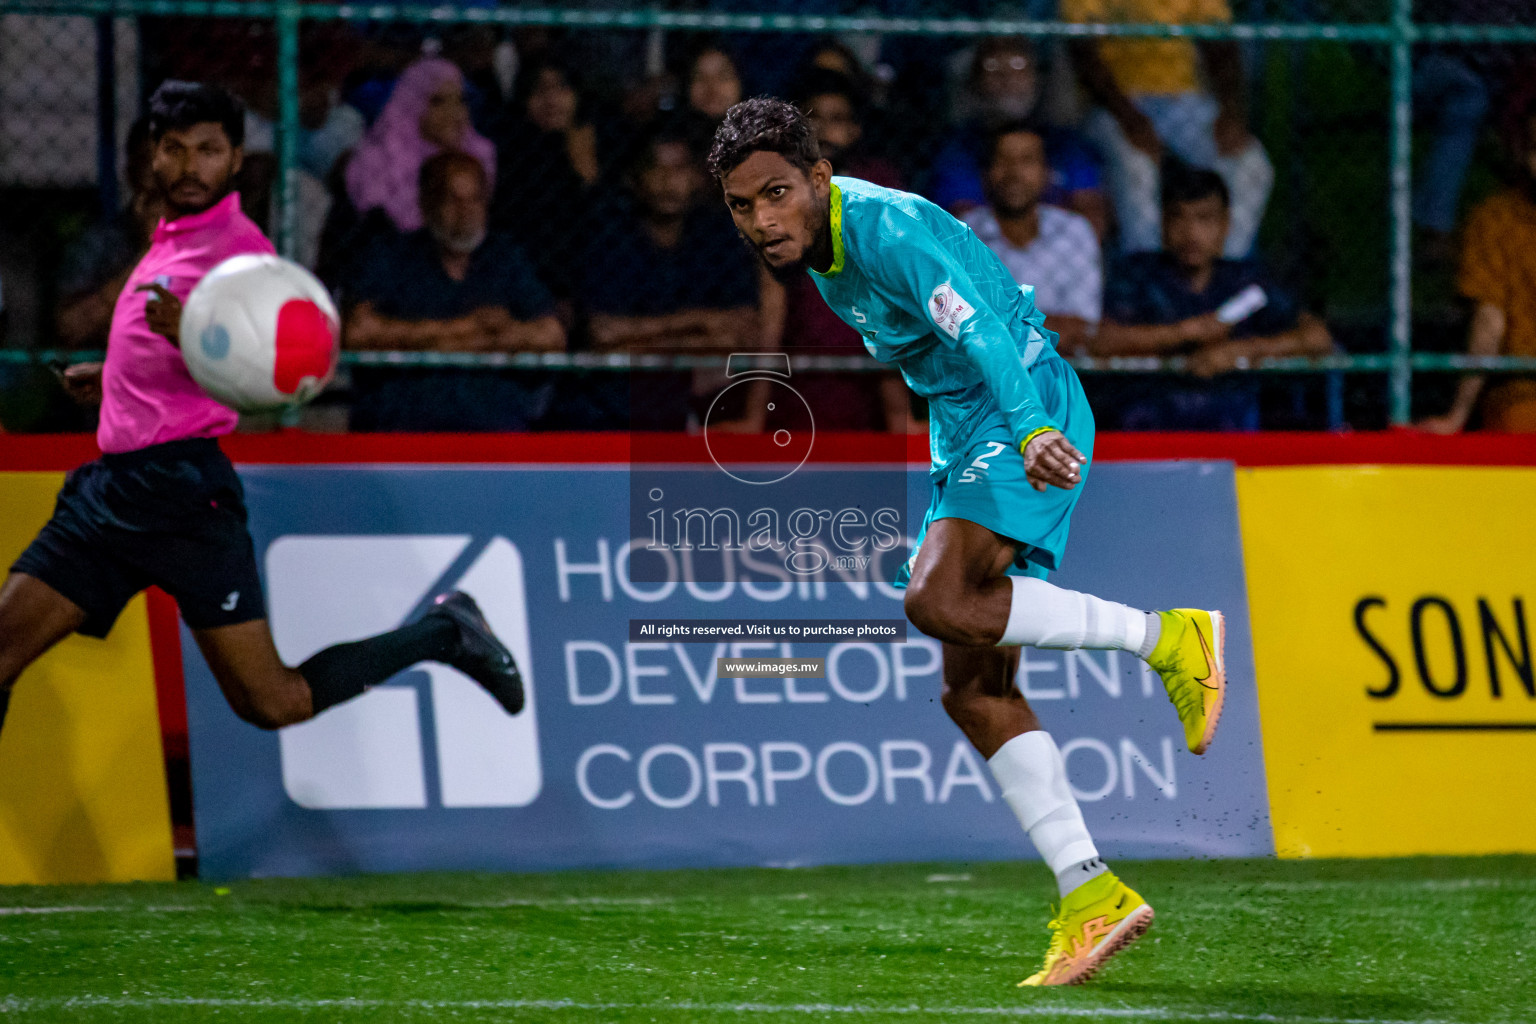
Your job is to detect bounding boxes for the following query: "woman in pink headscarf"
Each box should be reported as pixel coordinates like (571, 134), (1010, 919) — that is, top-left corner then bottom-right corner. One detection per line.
(345, 57), (496, 232)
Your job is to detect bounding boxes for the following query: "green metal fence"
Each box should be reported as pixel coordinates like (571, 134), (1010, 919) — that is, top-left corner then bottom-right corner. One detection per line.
(4, 0), (1536, 427)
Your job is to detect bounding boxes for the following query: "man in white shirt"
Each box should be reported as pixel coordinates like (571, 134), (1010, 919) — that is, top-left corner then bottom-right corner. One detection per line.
(961, 121), (1102, 354)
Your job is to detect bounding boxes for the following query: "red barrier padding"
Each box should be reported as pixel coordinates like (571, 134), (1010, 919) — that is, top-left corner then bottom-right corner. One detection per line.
(6, 429), (1536, 470)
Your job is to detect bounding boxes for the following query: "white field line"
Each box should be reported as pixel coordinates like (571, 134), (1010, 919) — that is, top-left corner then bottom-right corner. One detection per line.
(0, 995), (1468, 1024)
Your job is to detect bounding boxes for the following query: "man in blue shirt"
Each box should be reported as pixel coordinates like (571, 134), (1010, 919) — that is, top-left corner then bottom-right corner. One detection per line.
(709, 98), (1227, 988)
(344, 151), (565, 431)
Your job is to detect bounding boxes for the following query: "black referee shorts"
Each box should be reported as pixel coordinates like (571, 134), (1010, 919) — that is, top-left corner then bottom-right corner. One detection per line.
(11, 437), (265, 638)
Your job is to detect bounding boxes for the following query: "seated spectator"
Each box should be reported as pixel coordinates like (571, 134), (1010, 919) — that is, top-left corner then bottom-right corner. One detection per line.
(575, 128), (759, 430)
(794, 69), (901, 188)
(928, 37), (1106, 235)
(1091, 169), (1331, 431)
(239, 60), (365, 268)
(1065, 0), (1272, 258)
(961, 121), (1102, 354)
(441, 23), (509, 128)
(1420, 99), (1536, 434)
(802, 38), (884, 107)
(759, 69), (919, 433)
(343, 152), (564, 432)
(56, 117), (164, 348)
(491, 55), (600, 302)
(345, 58), (497, 234)
(686, 43), (744, 125)
(338, 23), (426, 125)
(1412, 49), (1490, 263)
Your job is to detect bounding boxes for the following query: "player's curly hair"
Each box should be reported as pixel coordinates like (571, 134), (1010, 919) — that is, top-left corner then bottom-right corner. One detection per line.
(707, 97), (821, 181)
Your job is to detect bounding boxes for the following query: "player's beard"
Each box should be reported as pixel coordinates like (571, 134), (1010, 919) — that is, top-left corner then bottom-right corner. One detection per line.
(748, 205), (831, 285)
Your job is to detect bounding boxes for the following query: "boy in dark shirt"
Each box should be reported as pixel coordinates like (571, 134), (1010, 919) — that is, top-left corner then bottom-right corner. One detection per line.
(1091, 168), (1331, 430)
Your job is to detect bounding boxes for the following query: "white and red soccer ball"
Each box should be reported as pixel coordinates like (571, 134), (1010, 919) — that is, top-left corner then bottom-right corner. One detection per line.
(180, 253), (339, 412)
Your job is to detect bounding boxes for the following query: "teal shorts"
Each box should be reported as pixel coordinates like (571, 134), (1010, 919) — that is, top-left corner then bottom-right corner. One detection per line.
(895, 356), (1095, 587)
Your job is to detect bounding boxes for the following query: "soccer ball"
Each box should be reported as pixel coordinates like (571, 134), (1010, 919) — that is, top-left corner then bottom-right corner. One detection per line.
(180, 253), (340, 412)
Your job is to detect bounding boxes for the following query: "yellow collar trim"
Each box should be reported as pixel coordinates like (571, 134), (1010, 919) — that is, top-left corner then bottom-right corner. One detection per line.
(811, 181), (846, 279)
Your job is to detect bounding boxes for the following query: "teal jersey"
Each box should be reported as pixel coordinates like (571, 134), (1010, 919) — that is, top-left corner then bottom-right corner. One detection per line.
(809, 177), (1064, 478)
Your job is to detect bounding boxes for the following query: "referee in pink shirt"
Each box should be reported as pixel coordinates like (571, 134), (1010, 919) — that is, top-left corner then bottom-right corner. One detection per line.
(0, 81), (524, 738)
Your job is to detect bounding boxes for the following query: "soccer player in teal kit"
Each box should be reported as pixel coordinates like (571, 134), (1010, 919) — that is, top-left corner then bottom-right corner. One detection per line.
(709, 98), (1227, 987)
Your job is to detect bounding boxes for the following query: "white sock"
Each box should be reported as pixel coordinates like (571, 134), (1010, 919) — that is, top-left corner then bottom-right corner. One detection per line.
(988, 731), (1100, 889)
(999, 575), (1151, 652)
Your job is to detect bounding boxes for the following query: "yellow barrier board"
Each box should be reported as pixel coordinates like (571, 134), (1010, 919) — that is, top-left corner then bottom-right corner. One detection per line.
(1239, 466), (1536, 858)
(0, 472), (174, 884)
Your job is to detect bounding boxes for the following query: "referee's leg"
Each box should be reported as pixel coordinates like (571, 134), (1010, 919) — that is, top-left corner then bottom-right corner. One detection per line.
(189, 605), (505, 730)
(0, 572), (88, 732)
(190, 621), (316, 731)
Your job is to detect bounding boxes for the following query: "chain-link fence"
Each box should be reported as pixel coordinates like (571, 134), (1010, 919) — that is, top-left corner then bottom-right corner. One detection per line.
(4, 1), (1536, 433)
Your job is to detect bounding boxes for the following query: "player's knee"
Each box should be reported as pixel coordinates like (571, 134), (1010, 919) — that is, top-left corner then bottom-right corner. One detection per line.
(905, 579), (991, 646)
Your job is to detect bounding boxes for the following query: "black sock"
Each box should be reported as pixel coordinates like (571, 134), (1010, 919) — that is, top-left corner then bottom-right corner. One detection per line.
(299, 615), (458, 715)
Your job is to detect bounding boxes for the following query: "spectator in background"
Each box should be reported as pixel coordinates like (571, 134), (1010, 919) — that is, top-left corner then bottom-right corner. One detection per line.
(761, 69), (920, 433)
(343, 152), (564, 432)
(345, 58), (496, 234)
(928, 38), (1107, 237)
(795, 69), (901, 188)
(686, 43), (744, 125)
(56, 118), (165, 348)
(239, 23), (364, 185)
(441, 23), (511, 128)
(1065, 0), (1272, 258)
(802, 38), (884, 107)
(1412, 52), (1491, 263)
(1420, 99), (1536, 434)
(339, 23), (429, 125)
(1091, 168), (1331, 430)
(238, 45), (366, 269)
(962, 121), (1102, 354)
(491, 55), (599, 303)
(576, 128), (759, 429)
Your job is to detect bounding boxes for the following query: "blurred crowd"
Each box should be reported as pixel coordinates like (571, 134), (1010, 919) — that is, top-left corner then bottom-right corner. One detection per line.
(6, 2), (1536, 434)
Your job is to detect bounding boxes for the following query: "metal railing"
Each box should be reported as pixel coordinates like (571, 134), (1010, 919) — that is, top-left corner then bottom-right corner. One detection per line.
(6, 0), (1536, 425)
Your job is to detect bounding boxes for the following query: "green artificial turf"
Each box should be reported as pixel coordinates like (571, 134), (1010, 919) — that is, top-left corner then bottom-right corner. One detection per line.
(0, 856), (1530, 1023)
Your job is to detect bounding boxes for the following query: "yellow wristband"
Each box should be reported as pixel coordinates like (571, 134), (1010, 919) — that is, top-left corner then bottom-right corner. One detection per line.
(1020, 426), (1060, 453)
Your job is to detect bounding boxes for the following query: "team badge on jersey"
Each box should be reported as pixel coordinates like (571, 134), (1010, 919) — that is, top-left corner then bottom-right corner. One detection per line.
(928, 282), (975, 340)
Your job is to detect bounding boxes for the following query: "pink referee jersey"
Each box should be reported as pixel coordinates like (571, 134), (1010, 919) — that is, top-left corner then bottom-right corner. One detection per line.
(98, 192), (274, 454)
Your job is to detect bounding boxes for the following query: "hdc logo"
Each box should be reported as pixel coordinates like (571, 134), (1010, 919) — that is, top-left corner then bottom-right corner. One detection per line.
(265, 535), (541, 810)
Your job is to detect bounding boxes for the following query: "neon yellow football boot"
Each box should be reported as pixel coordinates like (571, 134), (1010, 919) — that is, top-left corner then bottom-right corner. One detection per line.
(1146, 609), (1226, 755)
(1018, 872), (1154, 987)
